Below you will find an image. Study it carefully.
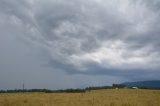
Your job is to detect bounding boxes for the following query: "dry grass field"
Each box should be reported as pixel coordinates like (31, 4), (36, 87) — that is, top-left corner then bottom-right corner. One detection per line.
(0, 89), (160, 106)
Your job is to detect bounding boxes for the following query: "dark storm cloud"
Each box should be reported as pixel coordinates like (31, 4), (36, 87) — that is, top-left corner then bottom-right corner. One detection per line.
(0, 0), (160, 89)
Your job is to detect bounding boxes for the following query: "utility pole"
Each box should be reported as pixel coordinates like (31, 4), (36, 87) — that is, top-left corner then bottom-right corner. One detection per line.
(23, 83), (24, 93)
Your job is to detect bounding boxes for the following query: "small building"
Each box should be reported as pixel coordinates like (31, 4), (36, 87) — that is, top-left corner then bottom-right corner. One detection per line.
(132, 87), (138, 89)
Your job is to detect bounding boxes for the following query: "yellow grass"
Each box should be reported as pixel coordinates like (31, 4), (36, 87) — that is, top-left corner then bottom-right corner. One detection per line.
(0, 89), (160, 106)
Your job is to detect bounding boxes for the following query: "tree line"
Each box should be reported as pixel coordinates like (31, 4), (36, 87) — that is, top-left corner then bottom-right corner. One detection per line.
(1, 84), (160, 93)
(0, 86), (112, 93)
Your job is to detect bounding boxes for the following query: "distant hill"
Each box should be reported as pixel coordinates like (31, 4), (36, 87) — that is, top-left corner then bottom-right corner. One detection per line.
(122, 80), (160, 88)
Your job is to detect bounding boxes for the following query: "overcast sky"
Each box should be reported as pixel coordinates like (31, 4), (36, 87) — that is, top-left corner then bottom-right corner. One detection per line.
(0, 0), (160, 90)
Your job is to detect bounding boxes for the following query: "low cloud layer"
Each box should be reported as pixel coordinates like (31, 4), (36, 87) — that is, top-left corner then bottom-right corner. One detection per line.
(0, 0), (160, 89)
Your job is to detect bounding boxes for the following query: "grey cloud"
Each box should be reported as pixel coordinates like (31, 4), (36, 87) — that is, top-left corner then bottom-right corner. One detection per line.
(142, 0), (160, 11)
(22, 0), (160, 75)
(0, 0), (160, 89)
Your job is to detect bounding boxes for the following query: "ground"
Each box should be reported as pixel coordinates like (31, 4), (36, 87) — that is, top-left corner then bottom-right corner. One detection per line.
(0, 89), (160, 106)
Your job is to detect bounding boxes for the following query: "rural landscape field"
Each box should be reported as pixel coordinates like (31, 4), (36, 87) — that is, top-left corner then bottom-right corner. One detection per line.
(1, 0), (160, 106)
(0, 89), (160, 106)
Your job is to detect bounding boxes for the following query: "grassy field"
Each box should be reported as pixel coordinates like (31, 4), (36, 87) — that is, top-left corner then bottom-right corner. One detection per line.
(0, 89), (160, 106)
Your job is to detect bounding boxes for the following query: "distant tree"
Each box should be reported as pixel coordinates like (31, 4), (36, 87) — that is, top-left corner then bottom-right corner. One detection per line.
(112, 84), (126, 88)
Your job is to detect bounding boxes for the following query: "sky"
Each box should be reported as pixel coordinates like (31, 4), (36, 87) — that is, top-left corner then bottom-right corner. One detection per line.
(0, 0), (160, 90)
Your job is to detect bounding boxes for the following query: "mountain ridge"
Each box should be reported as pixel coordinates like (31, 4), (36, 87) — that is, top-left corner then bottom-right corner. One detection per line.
(122, 80), (160, 88)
